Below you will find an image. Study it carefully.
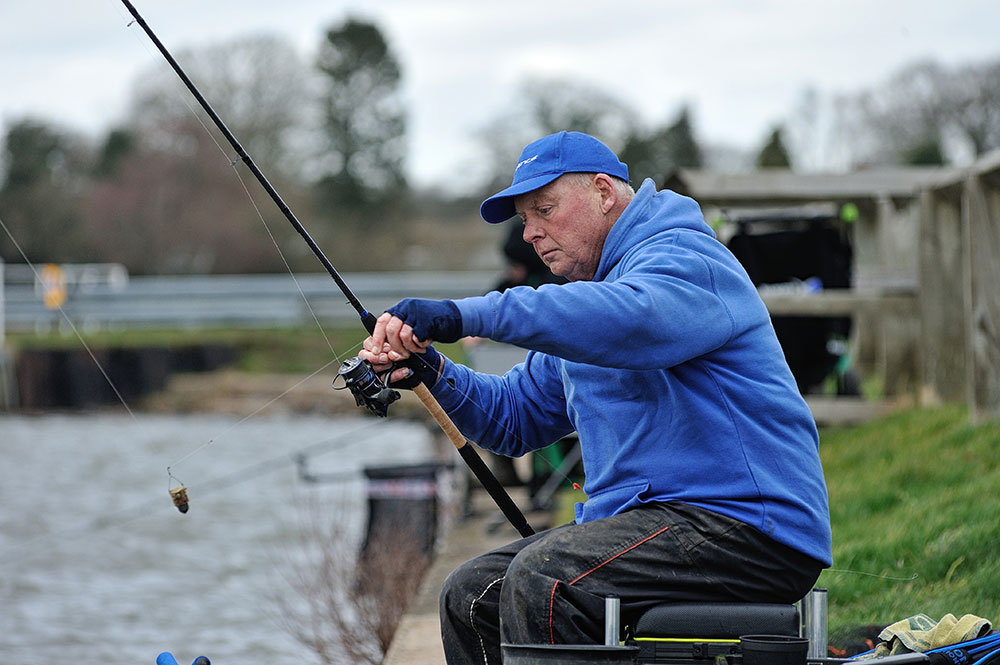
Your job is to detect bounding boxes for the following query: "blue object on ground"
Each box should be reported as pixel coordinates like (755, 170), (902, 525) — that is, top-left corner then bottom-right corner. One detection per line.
(156, 653), (210, 665)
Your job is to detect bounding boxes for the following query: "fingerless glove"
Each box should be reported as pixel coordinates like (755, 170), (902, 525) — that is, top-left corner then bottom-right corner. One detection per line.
(386, 298), (462, 343)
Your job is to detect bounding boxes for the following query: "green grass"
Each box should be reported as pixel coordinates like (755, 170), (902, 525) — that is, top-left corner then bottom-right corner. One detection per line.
(819, 405), (1000, 631)
(5, 326), (469, 374)
(7, 326), (359, 373)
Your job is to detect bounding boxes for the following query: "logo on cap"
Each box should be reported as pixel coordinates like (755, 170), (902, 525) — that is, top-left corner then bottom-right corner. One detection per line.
(515, 154), (538, 171)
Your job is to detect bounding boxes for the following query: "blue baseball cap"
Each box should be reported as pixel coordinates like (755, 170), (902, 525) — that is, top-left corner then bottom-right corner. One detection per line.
(479, 131), (629, 223)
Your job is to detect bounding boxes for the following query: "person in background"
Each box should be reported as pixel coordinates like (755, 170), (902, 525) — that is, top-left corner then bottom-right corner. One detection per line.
(493, 217), (566, 292)
(474, 219), (569, 491)
(359, 131), (831, 665)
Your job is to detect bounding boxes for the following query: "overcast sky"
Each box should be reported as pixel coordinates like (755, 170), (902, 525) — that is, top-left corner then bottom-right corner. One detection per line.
(2, 0), (999, 192)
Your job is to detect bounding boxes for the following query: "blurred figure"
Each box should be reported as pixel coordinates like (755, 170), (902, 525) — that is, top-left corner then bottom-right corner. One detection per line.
(472, 221), (568, 489)
(494, 219), (566, 292)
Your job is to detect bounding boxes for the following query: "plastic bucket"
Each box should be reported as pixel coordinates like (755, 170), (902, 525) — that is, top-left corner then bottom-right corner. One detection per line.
(501, 643), (639, 665)
(740, 634), (809, 665)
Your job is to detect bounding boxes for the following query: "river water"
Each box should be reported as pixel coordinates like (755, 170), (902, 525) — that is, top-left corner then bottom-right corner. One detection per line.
(0, 412), (436, 665)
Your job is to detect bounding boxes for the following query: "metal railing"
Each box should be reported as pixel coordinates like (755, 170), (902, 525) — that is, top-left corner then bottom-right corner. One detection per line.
(2, 270), (498, 332)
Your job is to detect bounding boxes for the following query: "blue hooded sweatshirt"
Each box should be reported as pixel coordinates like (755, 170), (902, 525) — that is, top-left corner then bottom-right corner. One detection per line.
(431, 180), (832, 566)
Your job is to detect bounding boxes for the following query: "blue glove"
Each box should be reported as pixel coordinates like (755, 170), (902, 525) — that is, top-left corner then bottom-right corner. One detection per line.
(389, 344), (443, 389)
(386, 298), (462, 344)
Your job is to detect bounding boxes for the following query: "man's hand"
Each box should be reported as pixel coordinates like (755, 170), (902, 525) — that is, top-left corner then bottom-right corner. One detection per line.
(359, 334), (444, 388)
(361, 312), (421, 366)
(359, 298), (460, 386)
(362, 299), (461, 361)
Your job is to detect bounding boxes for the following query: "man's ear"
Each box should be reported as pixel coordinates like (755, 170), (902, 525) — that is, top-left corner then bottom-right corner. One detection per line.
(593, 173), (617, 214)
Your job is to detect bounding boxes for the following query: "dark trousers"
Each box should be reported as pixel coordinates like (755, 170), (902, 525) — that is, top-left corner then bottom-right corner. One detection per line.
(439, 502), (823, 665)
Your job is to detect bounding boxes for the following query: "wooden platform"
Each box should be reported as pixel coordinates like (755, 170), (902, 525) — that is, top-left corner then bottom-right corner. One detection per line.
(806, 396), (893, 427)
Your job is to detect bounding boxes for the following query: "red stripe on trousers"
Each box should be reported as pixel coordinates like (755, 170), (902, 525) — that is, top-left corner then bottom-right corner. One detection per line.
(547, 525), (670, 643)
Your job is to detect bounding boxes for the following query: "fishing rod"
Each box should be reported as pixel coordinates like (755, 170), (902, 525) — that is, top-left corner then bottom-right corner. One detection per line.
(119, 0), (534, 538)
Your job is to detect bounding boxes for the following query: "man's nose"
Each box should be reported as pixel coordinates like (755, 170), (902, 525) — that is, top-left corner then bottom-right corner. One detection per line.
(522, 221), (542, 243)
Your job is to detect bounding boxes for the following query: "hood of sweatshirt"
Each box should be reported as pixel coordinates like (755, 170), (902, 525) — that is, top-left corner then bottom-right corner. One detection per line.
(594, 178), (716, 283)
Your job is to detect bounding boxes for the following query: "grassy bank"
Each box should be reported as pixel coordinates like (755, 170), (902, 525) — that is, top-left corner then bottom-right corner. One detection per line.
(5, 326), (468, 374)
(819, 405), (1000, 631)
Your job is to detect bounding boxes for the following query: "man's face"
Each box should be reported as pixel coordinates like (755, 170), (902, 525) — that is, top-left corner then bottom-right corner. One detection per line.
(514, 175), (611, 282)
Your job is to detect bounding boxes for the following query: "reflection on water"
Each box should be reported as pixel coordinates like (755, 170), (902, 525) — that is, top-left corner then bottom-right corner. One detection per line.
(0, 412), (433, 664)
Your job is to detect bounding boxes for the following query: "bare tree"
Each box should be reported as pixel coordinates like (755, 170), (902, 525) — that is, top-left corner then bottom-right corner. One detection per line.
(475, 77), (639, 193)
(522, 77), (639, 148)
(80, 120), (292, 274)
(270, 494), (432, 665)
(848, 60), (949, 166)
(128, 34), (309, 178)
(76, 34), (316, 274)
(942, 59), (1000, 158)
(837, 56), (1000, 167)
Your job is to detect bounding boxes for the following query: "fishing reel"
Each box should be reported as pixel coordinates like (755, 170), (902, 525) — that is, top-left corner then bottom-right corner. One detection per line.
(333, 356), (400, 417)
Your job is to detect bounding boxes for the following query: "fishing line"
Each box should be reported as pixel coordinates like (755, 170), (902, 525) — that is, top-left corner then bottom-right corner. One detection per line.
(2, 206), (363, 482)
(165, 352), (348, 469)
(0, 418), (390, 568)
(0, 213), (138, 420)
(113, 0), (536, 535)
(5, 1), (361, 478)
(229, 169), (339, 355)
(109, 0), (341, 356)
(3, 207), (366, 518)
(825, 567), (919, 582)
(11, 19), (373, 549)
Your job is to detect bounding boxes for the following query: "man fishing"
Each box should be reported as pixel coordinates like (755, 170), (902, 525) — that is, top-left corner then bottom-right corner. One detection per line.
(359, 130), (832, 665)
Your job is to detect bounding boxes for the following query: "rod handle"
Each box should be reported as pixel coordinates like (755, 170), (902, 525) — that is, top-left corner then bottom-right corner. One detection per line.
(413, 384), (534, 537)
(413, 384), (466, 450)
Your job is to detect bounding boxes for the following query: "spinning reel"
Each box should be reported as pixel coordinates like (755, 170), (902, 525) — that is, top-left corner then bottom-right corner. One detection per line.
(333, 356), (400, 417)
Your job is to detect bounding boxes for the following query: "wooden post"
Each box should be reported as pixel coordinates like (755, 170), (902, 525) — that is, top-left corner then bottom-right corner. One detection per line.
(874, 194), (920, 397)
(963, 159), (1000, 423)
(850, 200), (881, 386)
(917, 184), (968, 405)
(0, 256), (5, 350)
(0, 257), (12, 410)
